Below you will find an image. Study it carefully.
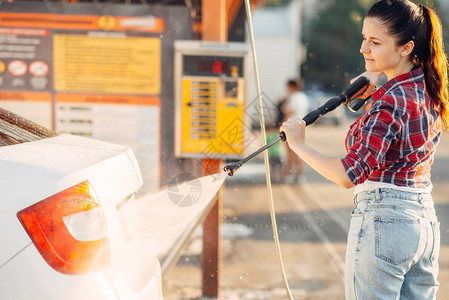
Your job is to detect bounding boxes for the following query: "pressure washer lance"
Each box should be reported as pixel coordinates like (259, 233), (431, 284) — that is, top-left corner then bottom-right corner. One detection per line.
(224, 76), (371, 176)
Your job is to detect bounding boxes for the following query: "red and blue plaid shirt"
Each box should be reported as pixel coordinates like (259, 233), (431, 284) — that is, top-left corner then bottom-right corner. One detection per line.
(341, 67), (442, 188)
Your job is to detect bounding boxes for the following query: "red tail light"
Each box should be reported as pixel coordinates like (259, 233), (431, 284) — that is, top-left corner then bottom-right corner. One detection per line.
(17, 181), (110, 274)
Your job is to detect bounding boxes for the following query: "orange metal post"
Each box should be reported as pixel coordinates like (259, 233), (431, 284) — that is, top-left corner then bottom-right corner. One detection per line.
(202, 0), (227, 42)
(201, 158), (223, 297)
(201, 0), (228, 298)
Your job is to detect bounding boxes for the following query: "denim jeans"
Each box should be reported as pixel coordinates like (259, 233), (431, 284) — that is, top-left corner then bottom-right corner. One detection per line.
(345, 188), (440, 299)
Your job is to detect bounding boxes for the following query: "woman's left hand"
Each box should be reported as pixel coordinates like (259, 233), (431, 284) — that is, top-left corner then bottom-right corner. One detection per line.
(350, 71), (383, 99)
(280, 116), (306, 148)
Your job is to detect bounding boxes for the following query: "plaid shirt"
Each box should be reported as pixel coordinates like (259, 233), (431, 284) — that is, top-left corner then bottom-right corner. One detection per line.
(341, 67), (442, 188)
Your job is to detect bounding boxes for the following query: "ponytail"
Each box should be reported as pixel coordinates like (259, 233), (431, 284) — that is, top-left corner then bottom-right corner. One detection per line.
(421, 5), (449, 130)
(366, 0), (449, 130)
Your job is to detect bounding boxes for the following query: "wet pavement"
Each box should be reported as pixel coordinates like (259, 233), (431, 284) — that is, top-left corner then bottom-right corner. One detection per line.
(163, 123), (449, 300)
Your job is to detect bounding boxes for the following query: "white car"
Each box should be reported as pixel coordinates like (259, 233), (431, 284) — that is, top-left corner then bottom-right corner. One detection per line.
(0, 108), (163, 300)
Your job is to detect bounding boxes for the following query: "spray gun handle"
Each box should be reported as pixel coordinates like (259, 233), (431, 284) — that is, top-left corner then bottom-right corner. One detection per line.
(279, 131), (286, 141)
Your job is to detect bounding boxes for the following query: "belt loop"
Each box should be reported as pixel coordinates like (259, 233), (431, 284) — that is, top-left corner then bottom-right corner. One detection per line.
(375, 188), (381, 202)
(418, 193), (423, 203)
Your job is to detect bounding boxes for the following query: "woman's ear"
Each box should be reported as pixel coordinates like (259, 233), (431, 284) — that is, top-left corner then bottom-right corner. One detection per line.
(401, 40), (415, 57)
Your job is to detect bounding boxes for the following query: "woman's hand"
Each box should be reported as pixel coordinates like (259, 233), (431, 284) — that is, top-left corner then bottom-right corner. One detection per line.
(351, 71), (384, 99)
(280, 116), (306, 149)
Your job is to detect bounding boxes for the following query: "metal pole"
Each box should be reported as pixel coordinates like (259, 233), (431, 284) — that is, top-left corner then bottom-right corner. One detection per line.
(201, 0), (227, 297)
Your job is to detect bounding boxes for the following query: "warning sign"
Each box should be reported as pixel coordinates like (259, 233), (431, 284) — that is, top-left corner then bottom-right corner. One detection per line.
(29, 61), (49, 77)
(7, 60), (27, 76)
(0, 27), (52, 91)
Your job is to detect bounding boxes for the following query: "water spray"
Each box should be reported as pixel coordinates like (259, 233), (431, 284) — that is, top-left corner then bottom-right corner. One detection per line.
(224, 75), (370, 177)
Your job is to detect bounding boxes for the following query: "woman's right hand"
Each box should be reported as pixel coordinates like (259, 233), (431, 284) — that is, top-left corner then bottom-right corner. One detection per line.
(280, 116), (306, 148)
(351, 71), (383, 99)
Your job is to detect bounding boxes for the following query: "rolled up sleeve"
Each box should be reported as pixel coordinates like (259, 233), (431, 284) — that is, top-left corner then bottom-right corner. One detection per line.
(341, 99), (402, 185)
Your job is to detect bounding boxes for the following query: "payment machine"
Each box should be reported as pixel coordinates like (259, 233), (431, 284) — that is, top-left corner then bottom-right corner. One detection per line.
(174, 41), (249, 159)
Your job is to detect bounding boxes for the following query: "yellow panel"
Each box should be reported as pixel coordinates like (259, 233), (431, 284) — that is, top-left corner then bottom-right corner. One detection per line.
(53, 34), (161, 95)
(180, 77), (245, 157)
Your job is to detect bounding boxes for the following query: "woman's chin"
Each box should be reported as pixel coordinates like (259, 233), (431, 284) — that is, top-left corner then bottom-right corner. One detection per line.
(364, 62), (379, 73)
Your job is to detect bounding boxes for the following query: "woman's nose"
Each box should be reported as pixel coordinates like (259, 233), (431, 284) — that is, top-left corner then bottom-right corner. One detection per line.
(360, 40), (369, 54)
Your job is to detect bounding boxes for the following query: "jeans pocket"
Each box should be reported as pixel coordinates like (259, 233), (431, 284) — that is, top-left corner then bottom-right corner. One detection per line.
(374, 217), (420, 265)
(430, 222), (440, 266)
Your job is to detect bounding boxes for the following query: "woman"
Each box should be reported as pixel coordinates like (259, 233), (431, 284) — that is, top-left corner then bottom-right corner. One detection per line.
(280, 0), (448, 299)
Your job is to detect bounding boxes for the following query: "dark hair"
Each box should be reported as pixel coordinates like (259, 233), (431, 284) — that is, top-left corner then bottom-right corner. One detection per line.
(288, 79), (305, 91)
(367, 0), (449, 129)
(287, 79), (298, 89)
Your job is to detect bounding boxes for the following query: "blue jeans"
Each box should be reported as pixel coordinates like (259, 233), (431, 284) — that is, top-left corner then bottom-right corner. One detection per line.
(345, 188), (440, 299)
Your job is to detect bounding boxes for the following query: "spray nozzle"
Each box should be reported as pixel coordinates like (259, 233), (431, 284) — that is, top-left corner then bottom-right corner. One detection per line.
(223, 162), (242, 176)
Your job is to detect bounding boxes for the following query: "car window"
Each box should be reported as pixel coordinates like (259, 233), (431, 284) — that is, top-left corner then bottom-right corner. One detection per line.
(0, 107), (57, 146)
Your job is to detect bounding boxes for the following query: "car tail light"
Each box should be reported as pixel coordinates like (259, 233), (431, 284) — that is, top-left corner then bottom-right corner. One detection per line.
(17, 181), (110, 274)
